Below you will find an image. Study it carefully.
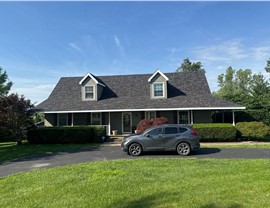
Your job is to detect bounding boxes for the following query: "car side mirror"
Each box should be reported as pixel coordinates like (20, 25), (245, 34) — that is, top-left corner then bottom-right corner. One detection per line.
(145, 133), (150, 138)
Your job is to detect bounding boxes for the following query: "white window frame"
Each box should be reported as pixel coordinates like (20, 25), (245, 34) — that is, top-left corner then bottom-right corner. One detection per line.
(152, 82), (165, 98)
(177, 110), (190, 124)
(145, 111), (156, 119)
(91, 112), (102, 125)
(84, 85), (95, 100)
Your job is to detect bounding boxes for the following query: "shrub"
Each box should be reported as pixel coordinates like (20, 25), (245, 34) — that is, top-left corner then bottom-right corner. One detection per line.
(136, 117), (168, 134)
(235, 122), (270, 141)
(0, 128), (15, 142)
(192, 123), (238, 142)
(27, 126), (107, 144)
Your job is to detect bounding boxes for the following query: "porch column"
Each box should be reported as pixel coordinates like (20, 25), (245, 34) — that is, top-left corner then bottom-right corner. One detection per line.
(108, 112), (111, 136)
(190, 110), (194, 125)
(71, 113), (74, 126)
(232, 110), (235, 126)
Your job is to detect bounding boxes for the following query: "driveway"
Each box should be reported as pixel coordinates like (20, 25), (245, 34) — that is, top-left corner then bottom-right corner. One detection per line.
(0, 144), (270, 178)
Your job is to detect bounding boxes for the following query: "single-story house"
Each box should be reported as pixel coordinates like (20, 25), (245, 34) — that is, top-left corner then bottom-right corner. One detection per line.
(36, 70), (245, 135)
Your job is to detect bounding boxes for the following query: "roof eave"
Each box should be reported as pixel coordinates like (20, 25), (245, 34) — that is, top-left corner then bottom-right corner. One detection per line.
(148, 69), (169, 82)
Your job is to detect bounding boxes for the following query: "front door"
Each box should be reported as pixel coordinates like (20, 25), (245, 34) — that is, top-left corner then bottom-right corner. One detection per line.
(122, 113), (132, 133)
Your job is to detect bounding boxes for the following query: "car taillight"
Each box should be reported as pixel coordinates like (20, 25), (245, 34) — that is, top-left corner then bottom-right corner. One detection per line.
(191, 129), (199, 136)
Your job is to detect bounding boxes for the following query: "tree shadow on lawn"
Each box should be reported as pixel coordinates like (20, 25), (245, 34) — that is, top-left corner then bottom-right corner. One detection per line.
(110, 192), (243, 208)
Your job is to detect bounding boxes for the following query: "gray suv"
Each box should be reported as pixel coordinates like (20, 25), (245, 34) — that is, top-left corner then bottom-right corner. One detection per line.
(121, 124), (200, 156)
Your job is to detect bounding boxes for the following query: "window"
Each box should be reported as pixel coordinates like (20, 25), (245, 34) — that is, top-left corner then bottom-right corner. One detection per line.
(147, 127), (163, 136)
(153, 83), (164, 97)
(85, 86), (94, 100)
(179, 111), (189, 124)
(58, 113), (68, 126)
(145, 111), (156, 119)
(178, 127), (188, 133)
(164, 127), (178, 134)
(91, 113), (101, 125)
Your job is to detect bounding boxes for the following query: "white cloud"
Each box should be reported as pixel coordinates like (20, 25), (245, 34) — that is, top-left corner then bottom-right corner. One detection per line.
(10, 83), (55, 105)
(69, 42), (85, 57)
(193, 39), (247, 63)
(252, 46), (270, 61)
(114, 35), (125, 56)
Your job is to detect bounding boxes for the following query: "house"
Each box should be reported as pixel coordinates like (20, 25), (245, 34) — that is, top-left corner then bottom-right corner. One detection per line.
(36, 70), (245, 135)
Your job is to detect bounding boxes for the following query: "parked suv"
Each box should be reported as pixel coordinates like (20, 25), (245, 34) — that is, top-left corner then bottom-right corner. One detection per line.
(121, 124), (200, 156)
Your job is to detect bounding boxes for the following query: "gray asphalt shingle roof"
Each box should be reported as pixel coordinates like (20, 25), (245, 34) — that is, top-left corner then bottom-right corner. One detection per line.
(37, 71), (244, 112)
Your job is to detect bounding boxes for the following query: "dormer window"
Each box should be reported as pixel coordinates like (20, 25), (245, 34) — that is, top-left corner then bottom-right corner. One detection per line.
(80, 73), (106, 101)
(153, 83), (164, 97)
(85, 85), (95, 100)
(148, 70), (169, 99)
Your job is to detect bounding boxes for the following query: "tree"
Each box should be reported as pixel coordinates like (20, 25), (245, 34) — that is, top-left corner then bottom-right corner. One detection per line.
(265, 58), (270, 73)
(0, 93), (34, 145)
(176, 58), (205, 73)
(0, 67), (13, 96)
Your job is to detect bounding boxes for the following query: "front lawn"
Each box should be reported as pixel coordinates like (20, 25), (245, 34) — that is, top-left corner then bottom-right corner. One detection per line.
(0, 141), (99, 163)
(201, 142), (270, 149)
(1, 158), (269, 207)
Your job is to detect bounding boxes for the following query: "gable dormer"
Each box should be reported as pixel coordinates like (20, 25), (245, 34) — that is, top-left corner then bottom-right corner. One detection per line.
(79, 73), (105, 101)
(148, 70), (169, 99)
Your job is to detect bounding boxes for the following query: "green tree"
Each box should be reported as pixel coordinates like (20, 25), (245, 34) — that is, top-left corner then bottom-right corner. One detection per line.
(176, 58), (205, 73)
(265, 58), (270, 73)
(0, 67), (13, 96)
(0, 93), (34, 145)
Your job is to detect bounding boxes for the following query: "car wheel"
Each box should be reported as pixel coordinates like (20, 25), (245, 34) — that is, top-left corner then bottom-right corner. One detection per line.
(128, 143), (142, 156)
(177, 142), (191, 156)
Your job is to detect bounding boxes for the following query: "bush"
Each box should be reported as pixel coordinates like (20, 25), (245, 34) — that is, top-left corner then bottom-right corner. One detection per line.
(27, 126), (107, 144)
(192, 123), (238, 142)
(235, 122), (270, 141)
(0, 128), (15, 142)
(136, 117), (168, 134)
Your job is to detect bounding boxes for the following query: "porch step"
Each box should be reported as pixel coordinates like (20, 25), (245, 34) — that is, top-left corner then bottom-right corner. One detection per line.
(106, 136), (125, 144)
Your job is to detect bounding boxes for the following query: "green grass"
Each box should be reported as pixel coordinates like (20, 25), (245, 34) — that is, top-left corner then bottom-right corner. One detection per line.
(1, 158), (270, 208)
(0, 141), (99, 163)
(201, 143), (270, 149)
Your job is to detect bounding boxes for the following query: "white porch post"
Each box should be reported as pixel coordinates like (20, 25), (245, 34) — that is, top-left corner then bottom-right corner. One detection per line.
(71, 113), (74, 126)
(190, 110), (194, 125)
(232, 110), (235, 126)
(108, 112), (111, 136)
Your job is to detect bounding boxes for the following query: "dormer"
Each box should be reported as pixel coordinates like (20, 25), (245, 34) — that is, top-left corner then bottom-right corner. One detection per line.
(148, 70), (169, 99)
(79, 73), (105, 101)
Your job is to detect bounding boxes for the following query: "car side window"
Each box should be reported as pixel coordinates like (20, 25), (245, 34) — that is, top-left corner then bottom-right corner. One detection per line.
(178, 127), (188, 133)
(164, 127), (178, 135)
(148, 128), (163, 136)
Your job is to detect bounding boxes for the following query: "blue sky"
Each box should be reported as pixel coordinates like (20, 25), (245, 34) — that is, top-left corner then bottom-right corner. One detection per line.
(1, 1), (270, 104)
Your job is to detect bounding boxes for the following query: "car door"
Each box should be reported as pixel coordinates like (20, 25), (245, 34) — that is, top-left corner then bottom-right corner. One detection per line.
(162, 127), (179, 149)
(143, 127), (164, 150)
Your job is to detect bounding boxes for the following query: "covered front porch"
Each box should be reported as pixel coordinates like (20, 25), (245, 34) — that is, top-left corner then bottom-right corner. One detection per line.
(44, 108), (239, 135)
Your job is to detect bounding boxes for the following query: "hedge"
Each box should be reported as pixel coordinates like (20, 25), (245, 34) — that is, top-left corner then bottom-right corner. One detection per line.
(192, 123), (238, 142)
(235, 122), (270, 141)
(27, 126), (107, 144)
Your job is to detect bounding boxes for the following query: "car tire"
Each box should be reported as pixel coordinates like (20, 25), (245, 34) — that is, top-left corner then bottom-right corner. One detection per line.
(128, 143), (142, 156)
(176, 142), (191, 156)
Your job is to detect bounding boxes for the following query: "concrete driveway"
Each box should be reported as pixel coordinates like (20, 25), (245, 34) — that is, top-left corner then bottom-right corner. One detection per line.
(0, 144), (270, 178)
